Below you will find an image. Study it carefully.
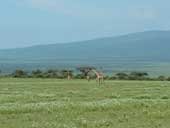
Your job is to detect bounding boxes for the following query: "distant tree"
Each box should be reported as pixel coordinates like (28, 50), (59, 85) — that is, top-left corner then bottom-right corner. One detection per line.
(157, 76), (166, 81)
(77, 66), (96, 80)
(129, 72), (148, 80)
(74, 74), (85, 79)
(43, 69), (59, 78)
(130, 72), (148, 77)
(167, 77), (170, 81)
(59, 69), (73, 80)
(12, 69), (28, 78)
(115, 73), (129, 80)
(31, 69), (43, 78)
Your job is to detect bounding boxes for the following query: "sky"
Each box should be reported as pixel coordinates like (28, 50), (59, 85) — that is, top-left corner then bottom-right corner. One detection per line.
(0, 0), (170, 49)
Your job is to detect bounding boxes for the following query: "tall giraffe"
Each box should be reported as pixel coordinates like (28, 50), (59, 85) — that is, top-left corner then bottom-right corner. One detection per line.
(65, 70), (72, 80)
(92, 69), (104, 85)
(67, 71), (71, 80)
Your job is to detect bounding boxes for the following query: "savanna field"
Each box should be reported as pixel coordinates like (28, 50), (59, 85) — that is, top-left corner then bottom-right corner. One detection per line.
(0, 78), (170, 128)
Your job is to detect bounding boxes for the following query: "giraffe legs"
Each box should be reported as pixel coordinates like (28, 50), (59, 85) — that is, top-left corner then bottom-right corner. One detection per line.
(95, 76), (104, 86)
(101, 77), (105, 84)
(97, 78), (102, 85)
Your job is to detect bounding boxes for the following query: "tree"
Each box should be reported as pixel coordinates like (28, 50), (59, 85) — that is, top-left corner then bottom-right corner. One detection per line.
(77, 66), (96, 80)
(60, 69), (73, 80)
(157, 76), (166, 81)
(129, 72), (148, 80)
(31, 69), (43, 78)
(43, 69), (59, 78)
(12, 69), (28, 78)
(115, 73), (128, 80)
(130, 72), (148, 77)
(167, 77), (170, 81)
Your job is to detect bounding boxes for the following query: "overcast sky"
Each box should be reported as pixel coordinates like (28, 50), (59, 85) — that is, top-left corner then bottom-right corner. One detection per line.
(0, 0), (170, 49)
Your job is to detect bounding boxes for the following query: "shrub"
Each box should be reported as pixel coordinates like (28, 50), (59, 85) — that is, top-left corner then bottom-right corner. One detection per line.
(157, 76), (166, 81)
(12, 69), (28, 78)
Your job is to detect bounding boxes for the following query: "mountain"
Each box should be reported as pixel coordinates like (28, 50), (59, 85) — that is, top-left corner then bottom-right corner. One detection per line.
(1, 30), (170, 75)
(0, 30), (170, 60)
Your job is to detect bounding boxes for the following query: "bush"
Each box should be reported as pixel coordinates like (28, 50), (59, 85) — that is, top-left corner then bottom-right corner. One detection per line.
(166, 77), (170, 81)
(12, 69), (28, 78)
(113, 71), (149, 80)
(7, 68), (170, 82)
(115, 73), (129, 80)
(74, 74), (86, 79)
(157, 76), (166, 81)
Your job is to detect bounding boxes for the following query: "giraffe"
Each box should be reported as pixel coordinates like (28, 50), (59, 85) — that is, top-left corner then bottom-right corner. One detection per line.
(92, 69), (104, 85)
(66, 70), (72, 80)
(67, 72), (71, 80)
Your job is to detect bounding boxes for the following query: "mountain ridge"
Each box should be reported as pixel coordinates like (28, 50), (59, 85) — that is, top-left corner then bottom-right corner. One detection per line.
(0, 30), (170, 60)
(1, 30), (169, 50)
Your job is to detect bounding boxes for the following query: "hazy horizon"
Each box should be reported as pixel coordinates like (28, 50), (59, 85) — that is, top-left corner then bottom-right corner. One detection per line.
(1, 0), (170, 49)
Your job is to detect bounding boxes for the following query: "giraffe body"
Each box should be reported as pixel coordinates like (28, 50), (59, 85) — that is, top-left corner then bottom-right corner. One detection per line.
(92, 69), (104, 85)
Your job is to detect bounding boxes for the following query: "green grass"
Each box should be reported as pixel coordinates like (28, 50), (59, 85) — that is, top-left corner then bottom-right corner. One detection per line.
(0, 78), (170, 128)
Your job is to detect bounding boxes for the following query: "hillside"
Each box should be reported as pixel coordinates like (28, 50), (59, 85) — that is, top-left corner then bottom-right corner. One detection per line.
(0, 31), (170, 60)
(1, 30), (170, 75)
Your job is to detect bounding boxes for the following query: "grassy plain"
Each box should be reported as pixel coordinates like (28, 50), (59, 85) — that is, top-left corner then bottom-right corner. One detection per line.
(0, 78), (170, 128)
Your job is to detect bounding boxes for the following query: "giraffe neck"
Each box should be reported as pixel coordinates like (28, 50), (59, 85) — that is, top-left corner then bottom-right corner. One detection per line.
(92, 70), (103, 78)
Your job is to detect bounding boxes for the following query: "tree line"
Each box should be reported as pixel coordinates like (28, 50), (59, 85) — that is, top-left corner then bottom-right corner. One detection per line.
(0, 68), (170, 81)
